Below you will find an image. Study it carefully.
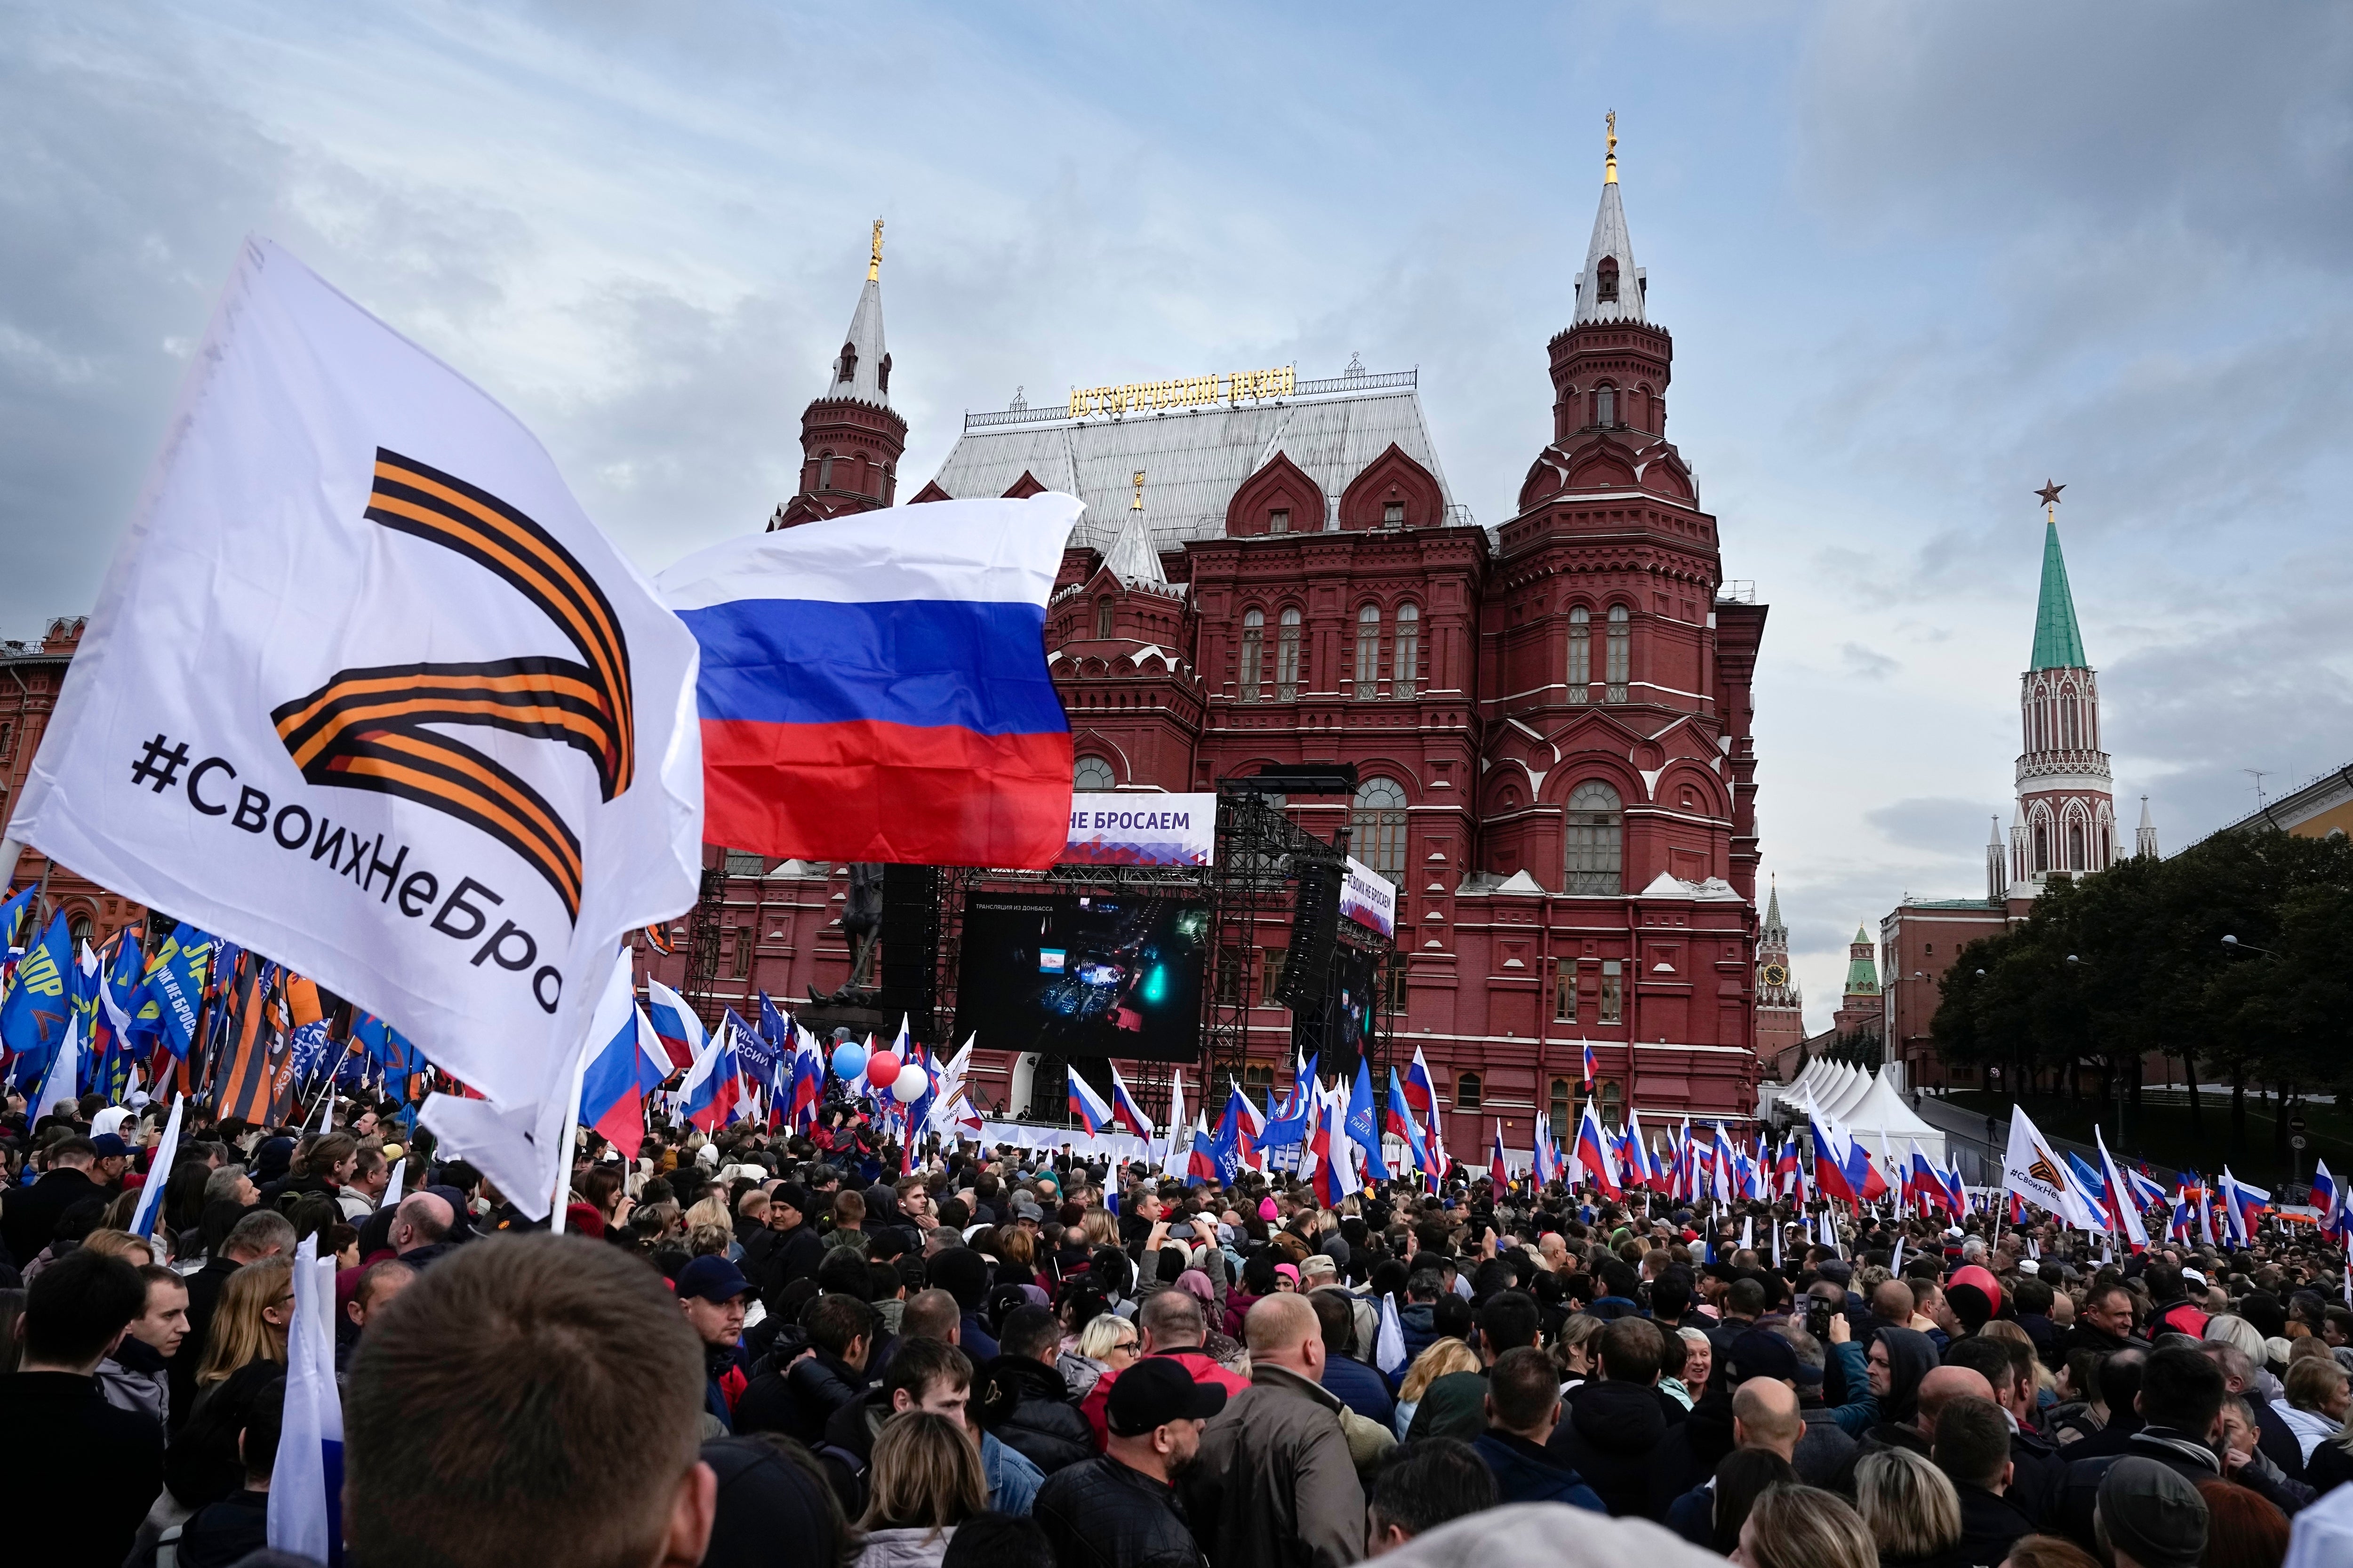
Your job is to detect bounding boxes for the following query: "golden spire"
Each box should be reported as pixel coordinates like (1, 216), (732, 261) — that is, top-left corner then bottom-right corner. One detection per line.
(1604, 110), (1618, 184)
(867, 218), (884, 282)
(1131, 470), (1146, 510)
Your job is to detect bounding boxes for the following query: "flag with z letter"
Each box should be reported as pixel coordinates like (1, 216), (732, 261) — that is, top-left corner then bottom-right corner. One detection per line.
(5, 241), (702, 1219)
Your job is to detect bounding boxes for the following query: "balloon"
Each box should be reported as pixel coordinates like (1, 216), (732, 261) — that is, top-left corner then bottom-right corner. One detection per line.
(866, 1050), (901, 1089)
(830, 1043), (867, 1081)
(891, 1070), (926, 1104)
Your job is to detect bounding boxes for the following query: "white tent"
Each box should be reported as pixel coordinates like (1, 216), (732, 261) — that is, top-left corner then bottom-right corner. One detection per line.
(1834, 1069), (1947, 1165)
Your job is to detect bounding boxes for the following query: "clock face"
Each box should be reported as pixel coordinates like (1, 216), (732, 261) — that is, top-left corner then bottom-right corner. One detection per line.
(1761, 963), (1789, 987)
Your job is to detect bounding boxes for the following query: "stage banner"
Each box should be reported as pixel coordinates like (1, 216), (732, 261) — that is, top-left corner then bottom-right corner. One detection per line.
(1062, 793), (1217, 867)
(1340, 856), (1396, 936)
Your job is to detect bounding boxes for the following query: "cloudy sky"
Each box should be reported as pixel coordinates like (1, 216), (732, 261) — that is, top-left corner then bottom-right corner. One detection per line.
(6, 3), (2349, 1028)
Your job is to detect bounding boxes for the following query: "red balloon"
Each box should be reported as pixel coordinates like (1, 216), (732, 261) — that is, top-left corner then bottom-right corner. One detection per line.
(866, 1050), (902, 1088)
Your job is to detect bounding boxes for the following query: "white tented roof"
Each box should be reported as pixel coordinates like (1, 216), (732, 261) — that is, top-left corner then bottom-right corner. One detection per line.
(1838, 1071), (1947, 1163)
(923, 378), (1458, 553)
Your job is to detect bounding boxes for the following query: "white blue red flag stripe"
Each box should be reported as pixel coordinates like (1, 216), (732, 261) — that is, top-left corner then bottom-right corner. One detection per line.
(1068, 1071), (1115, 1136)
(657, 495), (1081, 866)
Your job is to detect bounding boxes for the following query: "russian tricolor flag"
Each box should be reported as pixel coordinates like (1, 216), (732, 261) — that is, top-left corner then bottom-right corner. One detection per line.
(643, 977), (704, 1073)
(1402, 1045), (1438, 1117)
(580, 1004), (670, 1161)
(1068, 1071), (1115, 1136)
(1106, 1060), (1154, 1139)
(1574, 1103), (1620, 1199)
(657, 495), (1082, 866)
(680, 1024), (742, 1131)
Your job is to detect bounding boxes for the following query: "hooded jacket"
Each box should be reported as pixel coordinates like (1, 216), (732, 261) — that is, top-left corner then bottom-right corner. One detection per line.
(98, 1334), (173, 1429)
(981, 1354), (1096, 1475)
(1547, 1378), (1670, 1519)
(1474, 1430), (1606, 1512)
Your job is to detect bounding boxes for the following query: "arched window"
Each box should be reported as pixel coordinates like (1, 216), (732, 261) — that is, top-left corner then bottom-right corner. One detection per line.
(877, 353), (892, 394)
(1073, 756), (1116, 792)
(1095, 597), (1115, 639)
(1596, 256), (1619, 304)
(1594, 385), (1616, 428)
(1275, 607), (1303, 701)
(1352, 777), (1409, 886)
(1242, 1063), (1274, 1096)
(68, 914), (93, 953)
(1601, 1079), (1623, 1124)
(1354, 604), (1381, 688)
(817, 451), (835, 491)
(1393, 603), (1420, 698)
(2033, 820), (2050, 873)
(1567, 606), (1591, 702)
(2068, 818), (2086, 871)
(1455, 1072), (1482, 1111)
(1564, 781), (1624, 895)
(1550, 1078), (1571, 1143)
(837, 342), (857, 384)
(1605, 605), (1630, 701)
(1240, 609), (1264, 702)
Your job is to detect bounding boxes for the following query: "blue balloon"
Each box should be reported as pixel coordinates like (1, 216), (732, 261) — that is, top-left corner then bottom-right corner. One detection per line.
(831, 1042), (868, 1081)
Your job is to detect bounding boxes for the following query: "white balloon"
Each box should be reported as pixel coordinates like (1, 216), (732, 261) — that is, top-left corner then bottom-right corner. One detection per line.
(892, 1072), (926, 1104)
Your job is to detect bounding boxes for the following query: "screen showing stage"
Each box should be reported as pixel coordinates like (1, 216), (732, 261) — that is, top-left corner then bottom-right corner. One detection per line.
(955, 892), (1208, 1063)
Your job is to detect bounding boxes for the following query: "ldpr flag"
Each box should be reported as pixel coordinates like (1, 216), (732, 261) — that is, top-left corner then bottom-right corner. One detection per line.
(655, 495), (1080, 867)
(5, 242), (702, 1218)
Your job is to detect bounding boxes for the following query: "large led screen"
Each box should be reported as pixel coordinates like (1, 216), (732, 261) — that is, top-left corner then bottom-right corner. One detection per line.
(954, 892), (1208, 1063)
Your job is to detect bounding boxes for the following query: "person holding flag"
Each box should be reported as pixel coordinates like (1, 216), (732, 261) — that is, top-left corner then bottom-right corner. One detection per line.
(1487, 1121), (1512, 1194)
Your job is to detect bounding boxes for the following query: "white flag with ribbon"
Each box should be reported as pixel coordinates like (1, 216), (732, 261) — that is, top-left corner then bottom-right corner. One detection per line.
(2002, 1106), (2102, 1230)
(7, 241), (702, 1219)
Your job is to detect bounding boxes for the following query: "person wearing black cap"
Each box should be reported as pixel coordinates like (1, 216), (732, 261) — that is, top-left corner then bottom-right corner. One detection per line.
(698, 1432), (851, 1568)
(678, 1255), (756, 1431)
(744, 1183), (827, 1298)
(2094, 1456), (2208, 1568)
(1033, 1356), (1223, 1568)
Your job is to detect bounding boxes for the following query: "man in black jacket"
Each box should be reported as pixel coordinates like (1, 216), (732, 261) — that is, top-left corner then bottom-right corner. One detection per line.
(1548, 1314), (1674, 1517)
(743, 1183), (826, 1301)
(0, 1135), (109, 1266)
(982, 1305), (1095, 1475)
(1035, 1356), (1224, 1568)
(1933, 1396), (2037, 1568)
(2055, 1345), (2302, 1551)
(735, 1291), (873, 1441)
(0, 1248), (165, 1566)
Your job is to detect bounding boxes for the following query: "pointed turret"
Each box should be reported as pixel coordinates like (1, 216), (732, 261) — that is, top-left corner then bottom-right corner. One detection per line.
(1762, 878), (1785, 937)
(2030, 515), (2088, 670)
(825, 222), (892, 408)
(1573, 112), (1646, 326)
(1843, 923), (1881, 997)
(1100, 470), (1167, 587)
(1986, 816), (2007, 904)
(770, 220), (910, 531)
(2137, 796), (2160, 859)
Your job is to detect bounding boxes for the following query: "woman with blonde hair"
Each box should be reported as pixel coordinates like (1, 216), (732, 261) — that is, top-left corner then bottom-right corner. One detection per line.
(1394, 1337), (1480, 1440)
(856, 1411), (987, 1568)
(1734, 1482), (1877, 1568)
(78, 1229), (155, 1268)
(1853, 1448), (1963, 1567)
(194, 1255), (294, 1392)
(1079, 1208), (1119, 1248)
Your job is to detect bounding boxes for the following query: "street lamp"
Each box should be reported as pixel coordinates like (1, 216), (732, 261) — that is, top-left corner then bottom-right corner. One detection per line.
(2221, 935), (2279, 957)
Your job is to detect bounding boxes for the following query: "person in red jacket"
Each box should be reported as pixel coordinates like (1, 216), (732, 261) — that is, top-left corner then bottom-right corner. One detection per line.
(1080, 1289), (1248, 1448)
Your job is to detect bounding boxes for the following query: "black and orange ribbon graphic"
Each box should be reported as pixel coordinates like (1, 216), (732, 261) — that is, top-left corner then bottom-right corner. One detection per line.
(272, 448), (634, 920)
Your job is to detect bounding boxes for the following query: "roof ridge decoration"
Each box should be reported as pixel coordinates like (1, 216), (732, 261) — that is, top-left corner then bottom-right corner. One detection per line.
(2029, 481), (2089, 671)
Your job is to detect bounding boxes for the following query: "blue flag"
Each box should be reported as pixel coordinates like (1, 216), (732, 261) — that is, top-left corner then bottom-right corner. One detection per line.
(0, 885), (36, 950)
(131, 924), (213, 1061)
(1345, 1057), (1391, 1181)
(2, 912), (74, 1092)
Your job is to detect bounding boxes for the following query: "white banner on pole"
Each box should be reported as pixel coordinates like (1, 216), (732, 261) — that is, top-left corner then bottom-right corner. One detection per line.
(10, 242), (703, 1216)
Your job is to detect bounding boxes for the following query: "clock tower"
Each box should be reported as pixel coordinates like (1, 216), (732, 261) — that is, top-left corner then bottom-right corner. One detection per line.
(1754, 880), (1806, 1071)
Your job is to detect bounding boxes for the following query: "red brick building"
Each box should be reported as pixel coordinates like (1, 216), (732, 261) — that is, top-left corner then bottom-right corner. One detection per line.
(0, 618), (149, 946)
(653, 133), (1776, 1146)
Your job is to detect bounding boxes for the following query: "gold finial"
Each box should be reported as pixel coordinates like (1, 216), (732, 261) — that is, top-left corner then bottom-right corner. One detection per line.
(2035, 479), (2065, 522)
(1604, 110), (1618, 184)
(1130, 470), (1146, 510)
(868, 218), (884, 282)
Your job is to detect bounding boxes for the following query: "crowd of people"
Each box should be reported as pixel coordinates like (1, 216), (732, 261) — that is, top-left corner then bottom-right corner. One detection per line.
(3, 1084), (2352, 1568)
